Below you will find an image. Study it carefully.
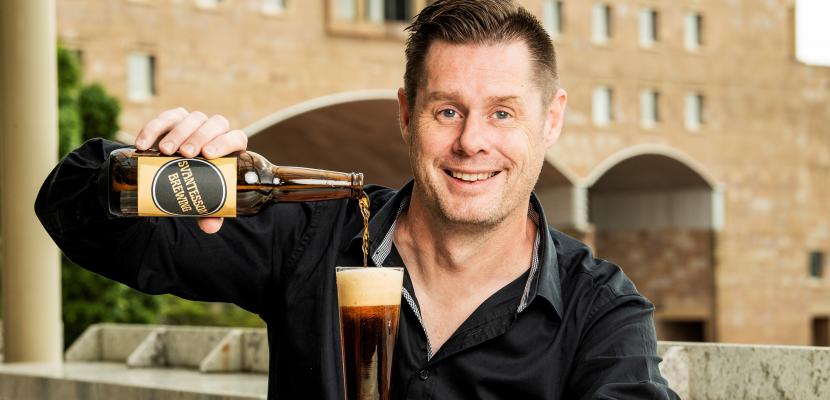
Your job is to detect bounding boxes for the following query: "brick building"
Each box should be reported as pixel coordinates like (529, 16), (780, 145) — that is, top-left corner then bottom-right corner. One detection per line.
(56, 0), (830, 345)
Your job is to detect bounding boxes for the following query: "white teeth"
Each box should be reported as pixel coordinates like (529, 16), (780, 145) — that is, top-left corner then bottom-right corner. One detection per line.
(450, 171), (495, 182)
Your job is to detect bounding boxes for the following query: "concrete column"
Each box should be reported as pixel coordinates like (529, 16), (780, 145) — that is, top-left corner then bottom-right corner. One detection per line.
(0, 0), (63, 362)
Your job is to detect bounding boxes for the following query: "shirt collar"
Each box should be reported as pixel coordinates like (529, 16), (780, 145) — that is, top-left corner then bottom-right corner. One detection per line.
(347, 180), (563, 319)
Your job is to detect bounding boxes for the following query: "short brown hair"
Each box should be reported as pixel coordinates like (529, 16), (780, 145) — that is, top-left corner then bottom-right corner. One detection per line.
(403, 0), (558, 110)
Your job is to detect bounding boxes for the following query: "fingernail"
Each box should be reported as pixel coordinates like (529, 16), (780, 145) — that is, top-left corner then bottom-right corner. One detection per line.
(204, 146), (217, 157)
(136, 138), (148, 149)
(181, 144), (194, 155)
(160, 141), (174, 154)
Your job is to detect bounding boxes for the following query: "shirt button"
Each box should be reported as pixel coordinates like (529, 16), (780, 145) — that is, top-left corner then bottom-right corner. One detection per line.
(418, 369), (430, 381)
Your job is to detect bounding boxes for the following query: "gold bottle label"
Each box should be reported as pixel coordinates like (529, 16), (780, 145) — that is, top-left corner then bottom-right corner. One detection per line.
(138, 157), (237, 217)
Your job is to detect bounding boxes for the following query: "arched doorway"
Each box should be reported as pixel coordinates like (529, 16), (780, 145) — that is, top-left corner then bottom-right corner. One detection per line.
(245, 90), (410, 188)
(534, 161), (584, 241)
(587, 147), (722, 342)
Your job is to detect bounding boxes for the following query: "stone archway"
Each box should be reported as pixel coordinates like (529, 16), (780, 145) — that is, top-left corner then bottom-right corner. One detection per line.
(586, 147), (723, 342)
(245, 90), (410, 188)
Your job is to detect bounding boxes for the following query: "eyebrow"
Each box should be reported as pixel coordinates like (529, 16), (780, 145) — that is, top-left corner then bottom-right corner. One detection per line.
(424, 91), (523, 106)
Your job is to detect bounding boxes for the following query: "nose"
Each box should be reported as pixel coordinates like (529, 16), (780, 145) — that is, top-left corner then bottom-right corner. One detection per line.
(453, 114), (490, 157)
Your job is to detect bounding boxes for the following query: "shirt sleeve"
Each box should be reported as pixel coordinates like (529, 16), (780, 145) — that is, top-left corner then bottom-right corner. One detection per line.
(34, 138), (312, 317)
(567, 287), (680, 399)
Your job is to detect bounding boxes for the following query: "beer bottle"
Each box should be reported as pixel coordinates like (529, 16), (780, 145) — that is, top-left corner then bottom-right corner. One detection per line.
(108, 147), (364, 217)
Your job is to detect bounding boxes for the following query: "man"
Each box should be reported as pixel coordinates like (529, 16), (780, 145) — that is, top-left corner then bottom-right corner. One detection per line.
(36, 0), (679, 398)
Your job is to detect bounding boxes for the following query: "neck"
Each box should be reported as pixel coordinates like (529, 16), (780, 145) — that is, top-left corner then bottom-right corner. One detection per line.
(394, 186), (536, 282)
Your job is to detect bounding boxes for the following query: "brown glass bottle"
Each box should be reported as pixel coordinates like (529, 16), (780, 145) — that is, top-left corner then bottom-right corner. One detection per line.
(108, 147), (363, 217)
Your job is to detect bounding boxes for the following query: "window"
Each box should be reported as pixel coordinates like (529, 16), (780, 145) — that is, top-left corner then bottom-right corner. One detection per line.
(383, 0), (412, 22)
(336, 0), (410, 23)
(640, 89), (659, 128)
(544, 1), (563, 36)
(810, 251), (825, 278)
(814, 317), (829, 346)
(684, 92), (704, 131)
(684, 12), (702, 51)
(128, 52), (155, 101)
(592, 86), (613, 126)
(592, 4), (611, 44)
(262, 0), (285, 14)
(336, 0), (356, 20)
(639, 8), (658, 47)
(366, 0), (383, 22)
(195, 0), (221, 7)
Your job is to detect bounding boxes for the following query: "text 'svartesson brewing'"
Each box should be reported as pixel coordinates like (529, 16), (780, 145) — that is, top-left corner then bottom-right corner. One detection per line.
(108, 147), (365, 217)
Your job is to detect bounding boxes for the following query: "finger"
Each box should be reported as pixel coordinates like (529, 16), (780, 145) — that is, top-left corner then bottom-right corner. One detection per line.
(158, 111), (209, 155)
(179, 115), (230, 158)
(198, 217), (224, 234)
(135, 107), (189, 150)
(202, 129), (248, 159)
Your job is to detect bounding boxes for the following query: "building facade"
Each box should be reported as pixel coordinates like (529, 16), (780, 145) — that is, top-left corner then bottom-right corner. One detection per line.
(57, 0), (830, 345)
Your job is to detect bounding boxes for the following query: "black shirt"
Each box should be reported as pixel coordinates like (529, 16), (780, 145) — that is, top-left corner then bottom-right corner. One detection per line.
(35, 139), (679, 399)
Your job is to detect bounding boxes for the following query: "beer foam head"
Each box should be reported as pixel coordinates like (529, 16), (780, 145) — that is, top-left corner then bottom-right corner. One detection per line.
(336, 267), (404, 307)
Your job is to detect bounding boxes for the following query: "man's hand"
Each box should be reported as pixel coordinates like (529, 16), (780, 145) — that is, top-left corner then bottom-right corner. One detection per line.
(135, 107), (248, 234)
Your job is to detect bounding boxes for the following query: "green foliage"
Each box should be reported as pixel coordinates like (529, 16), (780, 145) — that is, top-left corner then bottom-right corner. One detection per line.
(57, 47), (81, 105)
(57, 47), (82, 158)
(158, 297), (265, 328)
(78, 83), (120, 142)
(54, 45), (263, 347)
(56, 44), (160, 346)
(62, 257), (161, 343)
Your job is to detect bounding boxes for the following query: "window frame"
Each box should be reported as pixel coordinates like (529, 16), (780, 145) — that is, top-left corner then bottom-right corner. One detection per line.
(592, 3), (612, 44)
(684, 91), (704, 131)
(127, 52), (156, 102)
(592, 85), (614, 126)
(639, 8), (658, 48)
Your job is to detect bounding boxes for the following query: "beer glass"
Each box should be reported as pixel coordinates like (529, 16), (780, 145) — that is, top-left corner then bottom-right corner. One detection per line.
(336, 266), (404, 400)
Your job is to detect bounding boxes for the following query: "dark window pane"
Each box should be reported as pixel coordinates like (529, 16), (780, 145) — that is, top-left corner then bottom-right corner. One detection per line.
(385, 0), (412, 21)
(810, 251), (824, 278)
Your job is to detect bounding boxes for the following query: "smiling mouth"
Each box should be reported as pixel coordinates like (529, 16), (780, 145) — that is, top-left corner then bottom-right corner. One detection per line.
(444, 169), (500, 182)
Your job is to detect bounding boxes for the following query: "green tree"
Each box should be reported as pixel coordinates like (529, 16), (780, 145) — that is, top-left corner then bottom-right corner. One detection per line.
(57, 46), (161, 346)
(56, 46), (262, 346)
(78, 82), (120, 142)
(57, 47), (82, 158)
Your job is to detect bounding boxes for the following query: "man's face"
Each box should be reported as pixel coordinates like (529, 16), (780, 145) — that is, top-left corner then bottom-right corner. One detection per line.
(399, 40), (567, 227)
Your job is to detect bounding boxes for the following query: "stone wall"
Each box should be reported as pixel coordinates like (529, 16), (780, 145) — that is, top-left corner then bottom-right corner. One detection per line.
(657, 341), (830, 400)
(54, 0), (830, 345)
(596, 229), (715, 340)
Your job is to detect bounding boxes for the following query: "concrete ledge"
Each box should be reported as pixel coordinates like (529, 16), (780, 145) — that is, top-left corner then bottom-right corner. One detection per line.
(65, 324), (269, 373)
(658, 342), (830, 400)
(8, 323), (830, 399)
(0, 362), (267, 400)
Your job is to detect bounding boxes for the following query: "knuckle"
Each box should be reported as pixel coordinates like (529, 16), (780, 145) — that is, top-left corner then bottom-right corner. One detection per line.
(190, 111), (208, 121)
(160, 107), (184, 121)
(142, 120), (163, 135)
(231, 130), (248, 147)
(210, 114), (230, 129)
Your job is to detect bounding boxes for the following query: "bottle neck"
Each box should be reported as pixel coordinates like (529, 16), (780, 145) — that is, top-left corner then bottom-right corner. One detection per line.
(268, 166), (364, 201)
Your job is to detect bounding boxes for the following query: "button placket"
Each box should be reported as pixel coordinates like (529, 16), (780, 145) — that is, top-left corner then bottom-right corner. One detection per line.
(418, 369), (430, 381)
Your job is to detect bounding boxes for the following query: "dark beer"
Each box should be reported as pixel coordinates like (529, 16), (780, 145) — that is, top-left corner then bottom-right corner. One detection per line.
(336, 267), (404, 400)
(340, 305), (400, 400)
(108, 148), (363, 217)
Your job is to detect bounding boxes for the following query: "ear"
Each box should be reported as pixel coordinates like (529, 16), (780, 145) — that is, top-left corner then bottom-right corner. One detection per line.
(397, 87), (412, 146)
(542, 88), (568, 149)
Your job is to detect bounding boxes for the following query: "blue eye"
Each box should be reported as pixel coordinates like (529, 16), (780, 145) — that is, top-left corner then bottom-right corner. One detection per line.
(440, 109), (457, 118)
(494, 111), (511, 120)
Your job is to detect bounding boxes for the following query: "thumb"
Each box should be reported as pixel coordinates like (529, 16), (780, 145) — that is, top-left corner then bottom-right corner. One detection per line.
(198, 217), (224, 234)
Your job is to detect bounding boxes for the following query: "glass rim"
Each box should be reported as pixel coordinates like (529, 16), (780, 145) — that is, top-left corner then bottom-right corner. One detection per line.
(336, 266), (404, 271)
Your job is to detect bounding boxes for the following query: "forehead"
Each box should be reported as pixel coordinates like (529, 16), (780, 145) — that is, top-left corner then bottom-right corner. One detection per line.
(421, 40), (537, 100)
